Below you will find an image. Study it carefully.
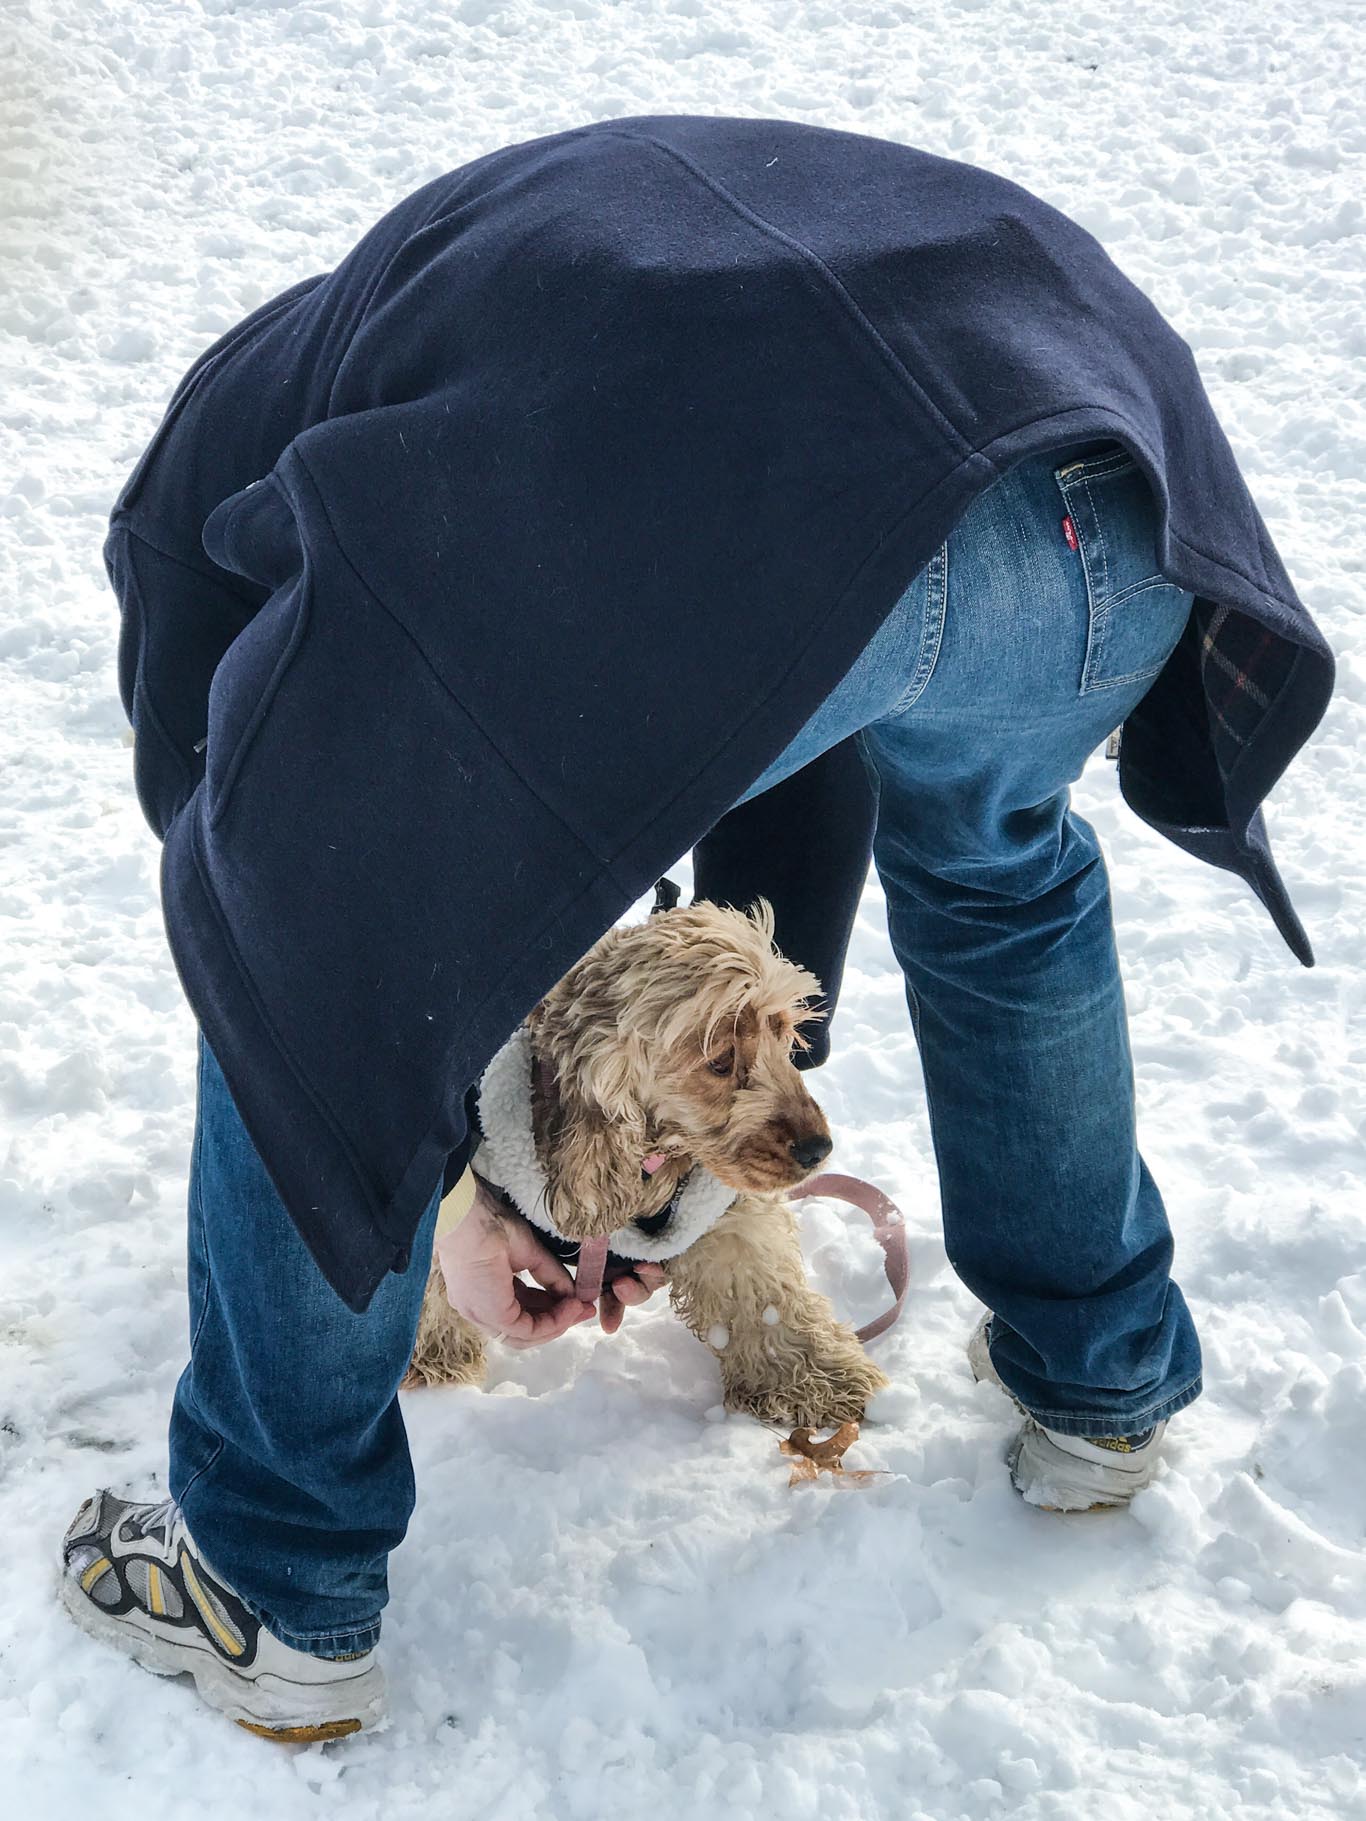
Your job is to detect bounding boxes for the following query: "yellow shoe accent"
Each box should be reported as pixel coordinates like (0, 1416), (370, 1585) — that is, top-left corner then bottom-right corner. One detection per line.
(80, 1555), (113, 1594)
(235, 1718), (363, 1743)
(181, 1555), (245, 1657)
(147, 1562), (164, 1615)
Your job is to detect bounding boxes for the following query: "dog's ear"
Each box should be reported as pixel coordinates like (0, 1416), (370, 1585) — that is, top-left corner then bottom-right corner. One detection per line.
(527, 994), (650, 1240)
(541, 1079), (649, 1241)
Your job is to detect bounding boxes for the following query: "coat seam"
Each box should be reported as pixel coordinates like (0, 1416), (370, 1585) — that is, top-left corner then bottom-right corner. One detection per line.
(608, 130), (974, 460)
(322, 177), (483, 418)
(204, 538), (312, 830)
(288, 445), (613, 872)
(114, 516), (262, 599)
(1164, 521), (1305, 622)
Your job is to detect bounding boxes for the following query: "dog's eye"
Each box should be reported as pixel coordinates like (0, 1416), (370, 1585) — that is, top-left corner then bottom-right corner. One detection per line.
(707, 1050), (734, 1077)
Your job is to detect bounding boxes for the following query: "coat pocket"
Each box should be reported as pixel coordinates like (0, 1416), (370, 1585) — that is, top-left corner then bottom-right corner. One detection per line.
(1054, 450), (1192, 696)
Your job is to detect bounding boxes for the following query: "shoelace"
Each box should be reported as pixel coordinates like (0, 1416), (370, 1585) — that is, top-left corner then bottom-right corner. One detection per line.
(133, 1494), (185, 1553)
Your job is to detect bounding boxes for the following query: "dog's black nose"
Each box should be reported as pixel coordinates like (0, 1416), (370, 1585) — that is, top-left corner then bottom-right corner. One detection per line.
(790, 1134), (833, 1170)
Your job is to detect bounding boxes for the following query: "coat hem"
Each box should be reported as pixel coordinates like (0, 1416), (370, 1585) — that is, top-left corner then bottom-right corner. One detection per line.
(163, 782), (637, 1310)
(162, 796), (409, 1309)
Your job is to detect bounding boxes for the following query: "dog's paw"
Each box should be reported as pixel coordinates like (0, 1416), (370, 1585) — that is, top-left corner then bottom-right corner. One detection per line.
(725, 1354), (889, 1430)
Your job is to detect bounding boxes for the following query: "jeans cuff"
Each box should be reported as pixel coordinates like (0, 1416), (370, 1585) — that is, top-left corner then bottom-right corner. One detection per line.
(239, 1590), (382, 1660)
(175, 1482), (385, 1660)
(1022, 1372), (1203, 1439)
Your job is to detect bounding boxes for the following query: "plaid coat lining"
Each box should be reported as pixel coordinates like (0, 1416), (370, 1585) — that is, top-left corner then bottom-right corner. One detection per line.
(1198, 603), (1290, 771)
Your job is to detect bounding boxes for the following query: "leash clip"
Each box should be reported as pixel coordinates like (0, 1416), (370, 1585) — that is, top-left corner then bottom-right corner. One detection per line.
(651, 876), (682, 916)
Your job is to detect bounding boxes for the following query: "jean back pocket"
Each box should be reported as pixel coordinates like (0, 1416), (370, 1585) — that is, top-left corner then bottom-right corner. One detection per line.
(1054, 450), (1192, 695)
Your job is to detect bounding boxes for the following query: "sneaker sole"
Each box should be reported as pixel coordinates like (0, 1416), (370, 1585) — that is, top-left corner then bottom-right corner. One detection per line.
(1034, 1500), (1124, 1515)
(59, 1575), (385, 1740)
(235, 1718), (366, 1743)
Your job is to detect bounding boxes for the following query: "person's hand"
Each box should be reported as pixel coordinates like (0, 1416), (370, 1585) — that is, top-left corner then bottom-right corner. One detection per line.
(597, 1258), (668, 1334)
(436, 1183), (668, 1346)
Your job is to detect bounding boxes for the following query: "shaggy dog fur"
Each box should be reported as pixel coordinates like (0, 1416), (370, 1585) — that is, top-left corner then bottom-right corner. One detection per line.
(406, 902), (889, 1428)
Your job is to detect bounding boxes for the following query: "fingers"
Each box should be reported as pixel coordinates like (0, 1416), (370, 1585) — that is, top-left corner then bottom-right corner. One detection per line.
(607, 1274), (652, 1307)
(504, 1228), (578, 1298)
(510, 1282), (570, 1316)
(593, 1262), (669, 1331)
(499, 1291), (596, 1348)
(490, 1258), (670, 1347)
(604, 1262), (667, 1306)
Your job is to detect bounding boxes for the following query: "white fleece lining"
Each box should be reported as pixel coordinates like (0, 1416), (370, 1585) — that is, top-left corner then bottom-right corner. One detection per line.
(473, 1025), (736, 1262)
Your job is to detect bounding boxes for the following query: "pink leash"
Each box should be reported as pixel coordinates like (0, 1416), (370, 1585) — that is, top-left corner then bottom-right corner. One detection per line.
(573, 1234), (610, 1306)
(572, 1170), (909, 1344)
(788, 1172), (910, 1343)
(572, 1152), (668, 1306)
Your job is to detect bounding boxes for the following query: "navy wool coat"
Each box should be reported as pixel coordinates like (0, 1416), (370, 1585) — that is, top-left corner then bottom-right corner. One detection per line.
(106, 116), (1334, 1310)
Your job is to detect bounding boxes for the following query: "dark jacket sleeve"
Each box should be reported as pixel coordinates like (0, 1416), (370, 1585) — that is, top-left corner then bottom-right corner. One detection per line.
(691, 737), (876, 1066)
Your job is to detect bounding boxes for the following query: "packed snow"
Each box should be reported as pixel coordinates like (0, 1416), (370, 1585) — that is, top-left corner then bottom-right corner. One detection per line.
(2, 0), (1363, 1816)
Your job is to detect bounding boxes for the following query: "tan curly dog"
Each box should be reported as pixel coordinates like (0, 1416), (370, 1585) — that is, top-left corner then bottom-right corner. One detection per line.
(407, 901), (888, 1428)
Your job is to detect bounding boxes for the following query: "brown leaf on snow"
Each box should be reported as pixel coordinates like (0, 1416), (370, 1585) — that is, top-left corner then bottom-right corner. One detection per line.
(779, 1422), (891, 1489)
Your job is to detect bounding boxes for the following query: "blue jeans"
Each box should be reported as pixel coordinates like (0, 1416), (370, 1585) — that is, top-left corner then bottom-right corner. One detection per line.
(741, 438), (1201, 1437)
(169, 1032), (442, 1656)
(169, 439), (1201, 1652)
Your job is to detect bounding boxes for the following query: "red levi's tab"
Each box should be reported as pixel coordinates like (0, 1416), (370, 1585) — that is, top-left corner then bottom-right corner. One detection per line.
(1062, 514), (1079, 551)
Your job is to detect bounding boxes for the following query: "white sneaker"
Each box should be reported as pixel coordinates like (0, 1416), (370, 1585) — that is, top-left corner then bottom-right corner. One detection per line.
(1006, 1417), (1166, 1510)
(969, 1314), (1167, 1511)
(61, 1491), (387, 1740)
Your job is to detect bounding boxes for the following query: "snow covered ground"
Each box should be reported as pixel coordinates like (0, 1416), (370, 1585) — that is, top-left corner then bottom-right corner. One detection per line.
(3, 0), (1364, 1814)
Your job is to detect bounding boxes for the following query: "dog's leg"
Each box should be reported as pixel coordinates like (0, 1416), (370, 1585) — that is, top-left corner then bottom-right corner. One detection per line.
(666, 1193), (889, 1428)
(403, 1261), (488, 1389)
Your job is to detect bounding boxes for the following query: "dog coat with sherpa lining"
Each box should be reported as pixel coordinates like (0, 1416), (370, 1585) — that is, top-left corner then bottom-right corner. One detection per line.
(470, 1026), (736, 1265)
(467, 1020), (914, 1340)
